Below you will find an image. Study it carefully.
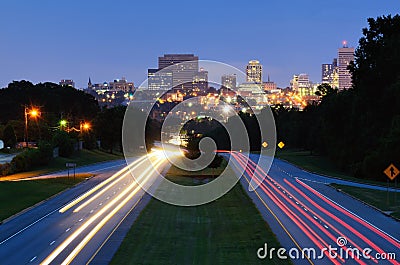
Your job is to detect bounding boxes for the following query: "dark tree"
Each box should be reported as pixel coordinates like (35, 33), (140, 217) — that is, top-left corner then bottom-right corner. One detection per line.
(2, 124), (17, 148)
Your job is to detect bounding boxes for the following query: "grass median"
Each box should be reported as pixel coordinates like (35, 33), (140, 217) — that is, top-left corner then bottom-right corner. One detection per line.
(331, 184), (400, 219)
(111, 163), (289, 265)
(0, 175), (90, 222)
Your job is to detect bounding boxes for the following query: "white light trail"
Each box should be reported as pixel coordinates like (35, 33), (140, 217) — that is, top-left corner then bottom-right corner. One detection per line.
(40, 156), (164, 265)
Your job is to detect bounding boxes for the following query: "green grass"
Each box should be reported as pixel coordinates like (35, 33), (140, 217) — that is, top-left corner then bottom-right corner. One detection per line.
(331, 184), (400, 219)
(111, 176), (289, 265)
(0, 149), (122, 181)
(165, 159), (228, 178)
(275, 149), (396, 187)
(0, 177), (87, 222)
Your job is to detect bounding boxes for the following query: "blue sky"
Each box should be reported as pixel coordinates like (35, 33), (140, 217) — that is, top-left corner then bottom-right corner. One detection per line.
(0, 0), (399, 88)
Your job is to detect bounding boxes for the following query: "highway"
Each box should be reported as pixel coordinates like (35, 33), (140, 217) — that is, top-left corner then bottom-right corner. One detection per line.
(0, 151), (169, 265)
(228, 152), (400, 265)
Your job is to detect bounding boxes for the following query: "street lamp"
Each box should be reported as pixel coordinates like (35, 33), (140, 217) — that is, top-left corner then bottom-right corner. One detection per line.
(24, 106), (40, 148)
(80, 121), (91, 132)
(60, 119), (68, 130)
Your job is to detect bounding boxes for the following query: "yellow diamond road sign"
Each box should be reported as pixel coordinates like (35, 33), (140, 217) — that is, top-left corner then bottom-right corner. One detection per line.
(384, 164), (399, 181)
(262, 141), (268, 148)
(278, 141), (285, 149)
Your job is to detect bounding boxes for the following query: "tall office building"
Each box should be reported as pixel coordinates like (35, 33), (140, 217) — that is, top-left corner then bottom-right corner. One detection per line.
(322, 63), (334, 84)
(290, 74), (314, 96)
(192, 68), (208, 94)
(148, 69), (173, 90)
(338, 42), (355, 90)
(221, 74), (237, 89)
(158, 54), (199, 90)
(246, 60), (262, 83)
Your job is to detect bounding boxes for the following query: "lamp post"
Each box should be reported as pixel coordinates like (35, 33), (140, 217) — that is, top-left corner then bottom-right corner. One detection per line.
(24, 106), (39, 148)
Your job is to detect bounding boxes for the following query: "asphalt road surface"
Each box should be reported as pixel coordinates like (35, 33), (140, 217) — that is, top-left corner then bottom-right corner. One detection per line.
(228, 152), (399, 265)
(0, 152), (168, 265)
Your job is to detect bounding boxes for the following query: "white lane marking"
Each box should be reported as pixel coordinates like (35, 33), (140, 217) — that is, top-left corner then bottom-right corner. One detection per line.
(79, 218), (83, 222)
(50, 241), (55, 246)
(30, 256), (37, 262)
(66, 228), (71, 232)
(90, 210), (94, 213)
(0, 163), (129, 246)
(0, 207), (61, 245)
(85, 162), (126, 173)
(298, 179), (400, 243)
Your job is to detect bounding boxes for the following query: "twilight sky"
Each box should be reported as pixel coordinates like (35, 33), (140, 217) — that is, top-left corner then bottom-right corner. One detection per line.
(0, 0), (399, 88)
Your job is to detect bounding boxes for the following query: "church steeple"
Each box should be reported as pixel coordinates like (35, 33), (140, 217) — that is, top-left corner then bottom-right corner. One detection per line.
(88, 77), (93, 89)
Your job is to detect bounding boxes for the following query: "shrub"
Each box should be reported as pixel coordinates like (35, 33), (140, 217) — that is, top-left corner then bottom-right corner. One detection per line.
(52, 131), (75, 157)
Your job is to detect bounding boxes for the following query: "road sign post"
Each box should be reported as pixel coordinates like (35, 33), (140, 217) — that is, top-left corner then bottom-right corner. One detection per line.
(66, 163), (77, 180)
(383, 163), (399, 205)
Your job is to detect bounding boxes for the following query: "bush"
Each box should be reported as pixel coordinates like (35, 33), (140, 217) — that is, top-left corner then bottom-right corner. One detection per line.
(52, 131), (75, 157)
(82, 132), (97, 150)
(2, 124), (17, 148)
(6, 141), (54, 175)
(0, 163), (11, 176)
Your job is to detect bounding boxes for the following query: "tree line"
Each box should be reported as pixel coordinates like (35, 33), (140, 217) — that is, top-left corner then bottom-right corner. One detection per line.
(275, 15), (400, 182)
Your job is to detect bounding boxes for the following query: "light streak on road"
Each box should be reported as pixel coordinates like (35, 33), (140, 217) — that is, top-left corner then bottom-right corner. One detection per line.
(59, 159), (166, 265)
(232, 151), (399, 265)
(59, 154), (154, 213)
(73, 156), (150, 213)
(233, 152), (369, 265)
(232, 152), (343, 265)
(295, 179), (400, 260)
(41, 154), (165, 265)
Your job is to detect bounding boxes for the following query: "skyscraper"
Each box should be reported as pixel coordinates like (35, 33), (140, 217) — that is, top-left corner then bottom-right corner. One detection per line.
(290, 74), (313, 96)
(221, 74), (237, 90)
(148, 69), (173, 90)
(338, 41), (355, 90)
(158, 54), (199, 90)
(322, 63), (334, 84)
(192, 68), (208, 94)
(246, 60), (262, 83)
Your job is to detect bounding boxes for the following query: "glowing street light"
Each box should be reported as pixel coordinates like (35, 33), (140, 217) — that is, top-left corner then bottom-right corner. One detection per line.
(82, 122), (91, 131)
(24, 106), (40, 147)
(80, 121), (91, 132)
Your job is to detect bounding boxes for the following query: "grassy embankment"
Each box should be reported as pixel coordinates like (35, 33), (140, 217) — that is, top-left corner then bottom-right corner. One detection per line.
(331, 184), (400, 219)
(0, 149), (122, 221)
(0, 149), (122, 181)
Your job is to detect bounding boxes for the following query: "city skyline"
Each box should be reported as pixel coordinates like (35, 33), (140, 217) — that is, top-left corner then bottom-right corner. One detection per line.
(0, 1), (399, 89)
